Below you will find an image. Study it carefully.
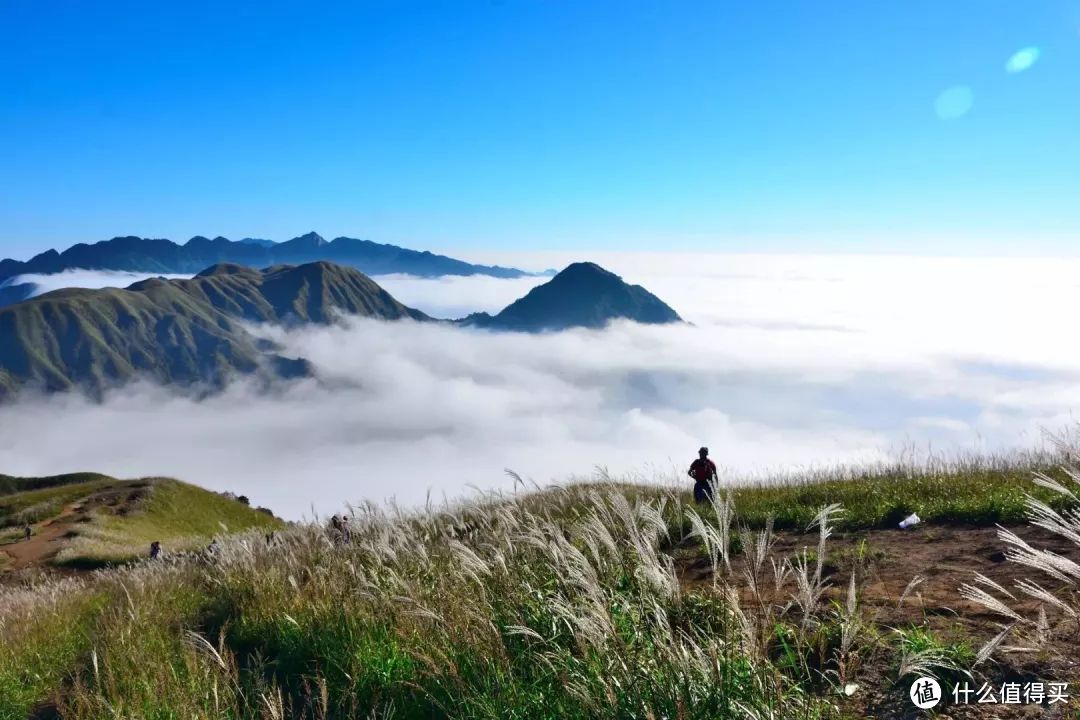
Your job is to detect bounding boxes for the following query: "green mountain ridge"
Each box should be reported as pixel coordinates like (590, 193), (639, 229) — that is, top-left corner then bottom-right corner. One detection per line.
(0, 261), (429, 400)
(0, 259), (684, 400)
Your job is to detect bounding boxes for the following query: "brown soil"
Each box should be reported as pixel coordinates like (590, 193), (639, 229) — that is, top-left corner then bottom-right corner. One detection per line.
(0, 483), (149, 572)
(677, 522), (1080, 719)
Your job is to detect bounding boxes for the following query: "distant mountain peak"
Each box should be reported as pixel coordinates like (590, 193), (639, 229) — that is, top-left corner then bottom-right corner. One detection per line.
(123, 276), (173, 292)
(282, 231), (327, 247)
(195, 263), (262, 278)
(549, 262), (622, 284)
(462, 261), (681, 332)
(29, 248), (61, 262)
(559, 261), (607, 274)
(265, 260), (339, 278)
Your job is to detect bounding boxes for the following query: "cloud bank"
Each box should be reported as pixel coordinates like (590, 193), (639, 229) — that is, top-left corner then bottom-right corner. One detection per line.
(1, 255), (1078, 520)
(3, 269), (192, 297)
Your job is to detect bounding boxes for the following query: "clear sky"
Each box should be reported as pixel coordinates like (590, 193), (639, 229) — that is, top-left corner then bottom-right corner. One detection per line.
(2, 1), (1079, 259)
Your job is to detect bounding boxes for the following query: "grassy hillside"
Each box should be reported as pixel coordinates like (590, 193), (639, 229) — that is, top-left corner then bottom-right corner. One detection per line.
(2, 455), (1078, 719)
(0, 261), (428, 400)
(0, 472), (118, 497)
(0, 475), (283, 575)
(0, 282), (267, 398)
(54, 478), (284, 567)
(708, 452), (1070, 529)
(187, 261), (429, 324)
(0, 474), (116, 528)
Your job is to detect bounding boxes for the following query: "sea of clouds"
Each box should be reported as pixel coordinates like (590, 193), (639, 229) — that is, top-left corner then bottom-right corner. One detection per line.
(2, 253), (1079, 520)
(2, 268), (192, 296)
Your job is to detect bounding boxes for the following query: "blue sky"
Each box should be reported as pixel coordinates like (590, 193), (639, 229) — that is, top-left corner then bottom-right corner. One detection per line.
(2, 1), (1079, 259)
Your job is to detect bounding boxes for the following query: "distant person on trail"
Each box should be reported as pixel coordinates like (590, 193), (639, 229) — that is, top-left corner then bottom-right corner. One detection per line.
(149, 541), (161, 559)
(24, 525), (32, 541)
(688, 447), (718, 504)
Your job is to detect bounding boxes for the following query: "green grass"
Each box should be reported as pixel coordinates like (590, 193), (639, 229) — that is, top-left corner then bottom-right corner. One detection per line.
(0, 477), (284, 716)
(895, 626), (977, 685)
(653, 453), (1069, 532)
(2, 480), (832, 720)
(0, 478), (115, 529)
(0, 581), (109, 720)
(2, 452), (1077, 719)
(55, 479), (284, 567)
(0, 471), (117, 498)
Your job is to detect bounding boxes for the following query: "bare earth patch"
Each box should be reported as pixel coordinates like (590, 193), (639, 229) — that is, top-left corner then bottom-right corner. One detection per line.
(678, 522), (1080, 718)
(0, 483), (147, 572)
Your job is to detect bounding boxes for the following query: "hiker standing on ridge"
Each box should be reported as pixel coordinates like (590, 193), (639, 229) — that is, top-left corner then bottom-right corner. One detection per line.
(23, 525), (32, 541)
(688, 447), (718, 504)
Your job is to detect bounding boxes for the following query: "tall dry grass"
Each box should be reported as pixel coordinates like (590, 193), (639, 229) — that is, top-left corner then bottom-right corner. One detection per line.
(2, 483), (841, 719)
(7, 444), (1066, 719)
(959, 435), (1080, 665)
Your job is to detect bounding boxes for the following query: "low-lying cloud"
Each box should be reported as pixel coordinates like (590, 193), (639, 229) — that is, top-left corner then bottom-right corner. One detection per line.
(3, 269), (193, 298)
(1, 254), (1078, 520)
(372, 273), (547, 319)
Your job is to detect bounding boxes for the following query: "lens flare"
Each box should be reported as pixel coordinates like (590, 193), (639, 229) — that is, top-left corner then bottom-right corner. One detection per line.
(934, 86), (974, 120)
(1005, 47), (1040, 73)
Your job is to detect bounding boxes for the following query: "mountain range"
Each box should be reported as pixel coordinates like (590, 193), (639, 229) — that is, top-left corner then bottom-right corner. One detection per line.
(0, 261), (680, 401)
(0, 233), (530, 289)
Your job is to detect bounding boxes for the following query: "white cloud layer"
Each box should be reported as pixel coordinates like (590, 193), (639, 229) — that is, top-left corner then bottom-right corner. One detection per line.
(1, 254), (1079, 520)
(4, 269), (192, 296)
(372, 273), (547, 319)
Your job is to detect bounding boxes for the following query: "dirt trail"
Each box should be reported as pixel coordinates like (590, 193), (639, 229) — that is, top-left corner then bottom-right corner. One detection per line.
(679, 522), (1080, 627)
(0, 483), (148, 571)
(1, 502), (82, 570)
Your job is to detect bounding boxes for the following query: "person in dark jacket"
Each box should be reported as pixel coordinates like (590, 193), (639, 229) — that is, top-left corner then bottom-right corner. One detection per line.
(688, 447), (718, 504)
